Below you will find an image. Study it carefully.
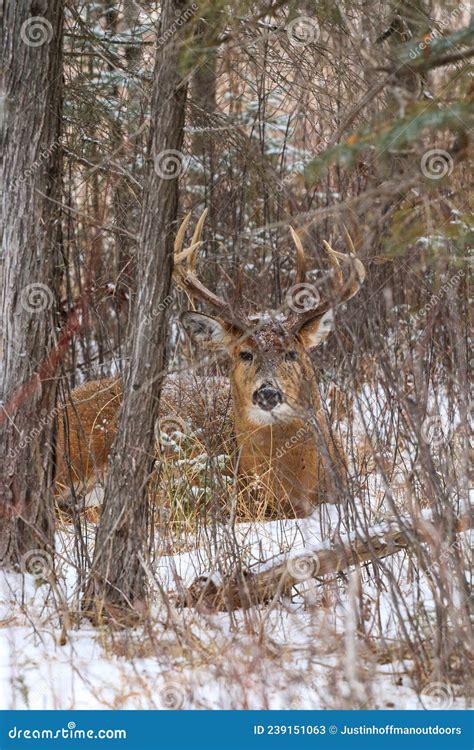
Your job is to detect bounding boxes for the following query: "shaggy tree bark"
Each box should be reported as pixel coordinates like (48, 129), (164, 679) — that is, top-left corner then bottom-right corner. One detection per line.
(83, 0), (191, 623)
(0, 0), (64, 569)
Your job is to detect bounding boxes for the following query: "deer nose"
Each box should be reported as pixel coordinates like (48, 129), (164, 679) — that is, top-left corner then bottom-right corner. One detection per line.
(253, 383), (283, 411)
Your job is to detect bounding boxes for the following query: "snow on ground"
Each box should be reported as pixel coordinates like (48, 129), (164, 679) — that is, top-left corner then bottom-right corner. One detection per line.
(1, 384), (470, 710)
(1, 506), (470, 711)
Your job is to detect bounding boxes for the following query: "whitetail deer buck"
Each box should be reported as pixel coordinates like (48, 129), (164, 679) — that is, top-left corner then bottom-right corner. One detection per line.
(55, 211), (365, 518)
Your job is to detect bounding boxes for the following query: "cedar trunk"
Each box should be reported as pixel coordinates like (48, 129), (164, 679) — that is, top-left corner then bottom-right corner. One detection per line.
(0, 0), (64, 568)
(83, 0), (191, 622)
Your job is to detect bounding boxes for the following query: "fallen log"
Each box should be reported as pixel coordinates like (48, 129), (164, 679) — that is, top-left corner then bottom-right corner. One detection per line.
(179, 510), (472, 612)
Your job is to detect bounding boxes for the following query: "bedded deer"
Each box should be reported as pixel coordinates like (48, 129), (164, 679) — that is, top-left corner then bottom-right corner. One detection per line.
(55, 211), (365, 518)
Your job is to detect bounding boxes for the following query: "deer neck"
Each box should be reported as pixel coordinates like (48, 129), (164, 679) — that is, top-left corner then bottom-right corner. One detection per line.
(231, 372), (325, 514)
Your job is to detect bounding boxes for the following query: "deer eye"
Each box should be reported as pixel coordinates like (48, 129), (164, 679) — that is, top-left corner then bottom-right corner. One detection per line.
(239, 350), (254, 362)
(285, 350), (298, 362)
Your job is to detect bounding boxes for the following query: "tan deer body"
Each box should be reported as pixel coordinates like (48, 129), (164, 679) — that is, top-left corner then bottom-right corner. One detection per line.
(55, 378), (121, 503)
(55, 212), (364, 518)
(216, 322), (344, 517)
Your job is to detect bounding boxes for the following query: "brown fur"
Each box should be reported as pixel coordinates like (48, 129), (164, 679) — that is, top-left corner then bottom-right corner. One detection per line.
(223, 321), (346, 517)
(55, 378), (121, 502)
(55, 374), (234, 506)
(55, 320), (346, 519)
(55, 213), (364, 519)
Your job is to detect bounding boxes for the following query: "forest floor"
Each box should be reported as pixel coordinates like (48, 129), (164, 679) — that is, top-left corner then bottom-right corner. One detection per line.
(1, 505), (471, 710)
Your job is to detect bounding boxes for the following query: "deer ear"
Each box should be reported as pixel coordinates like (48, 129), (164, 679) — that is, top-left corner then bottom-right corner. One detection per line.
(180, 312), (238, 350)
(297, 310), (334, 350)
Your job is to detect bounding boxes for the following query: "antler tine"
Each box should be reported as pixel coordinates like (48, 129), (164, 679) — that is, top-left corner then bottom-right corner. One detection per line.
(174, 211), (192, 256)
(189, 206), (208, 270)
(321, 240), (344, 286)
(289, 226), (307, 285)
(287, 232), (365, 333)
(343, 224), (356, 255)
(174, 209), (208, 269)
(323, 238), (365, 287)
(323, 239), (365, 304)
(173, 209), (248, 328)
(174, 240), (203, 267)
(322, 238), (365, 302)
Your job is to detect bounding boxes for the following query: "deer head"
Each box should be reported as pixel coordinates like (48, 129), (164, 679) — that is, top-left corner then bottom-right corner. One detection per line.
(174, 210), (365, 429)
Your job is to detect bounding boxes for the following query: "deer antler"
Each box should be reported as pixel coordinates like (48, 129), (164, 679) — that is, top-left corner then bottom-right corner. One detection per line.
(289, 226), (307, 285)
(173, 209), (249, 328)
(287, 225), (365, 332)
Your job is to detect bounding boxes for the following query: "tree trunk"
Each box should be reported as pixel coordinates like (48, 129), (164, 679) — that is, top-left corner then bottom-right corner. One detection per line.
(0, 0), (64, 570)
(83, 0), (191, 624)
